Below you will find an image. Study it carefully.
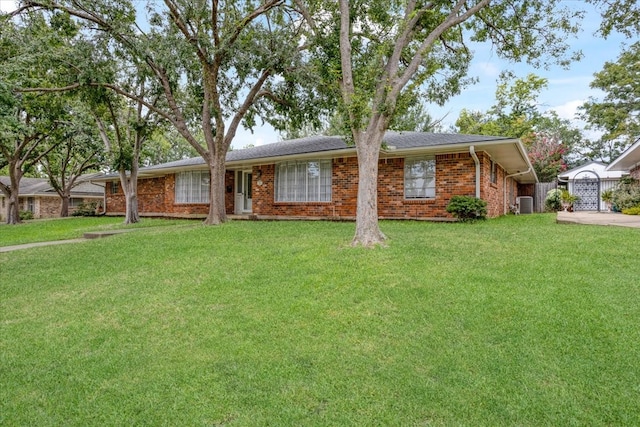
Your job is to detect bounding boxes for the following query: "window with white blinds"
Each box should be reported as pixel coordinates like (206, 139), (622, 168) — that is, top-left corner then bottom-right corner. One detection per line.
(275, 160), (332, 202)
(404, 157), (436, 199)
(175, 171), (210, 203)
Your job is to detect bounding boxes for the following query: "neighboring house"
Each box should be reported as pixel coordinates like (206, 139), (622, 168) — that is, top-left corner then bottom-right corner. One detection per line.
(607, 138), (640, 181)
(93, 132), (538, 220)
(0, 176), (104, 221)
(558, 161), (625, 211)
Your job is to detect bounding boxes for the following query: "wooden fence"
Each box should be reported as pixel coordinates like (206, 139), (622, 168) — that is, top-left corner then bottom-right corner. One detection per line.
(534, 182), (558, 213)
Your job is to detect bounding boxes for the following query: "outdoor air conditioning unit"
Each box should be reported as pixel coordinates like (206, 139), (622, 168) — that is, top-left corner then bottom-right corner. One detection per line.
(517, 196), (533, 214)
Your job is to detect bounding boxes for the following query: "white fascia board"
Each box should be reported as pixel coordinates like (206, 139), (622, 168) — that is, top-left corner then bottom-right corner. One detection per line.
(607, 138), (640, 171)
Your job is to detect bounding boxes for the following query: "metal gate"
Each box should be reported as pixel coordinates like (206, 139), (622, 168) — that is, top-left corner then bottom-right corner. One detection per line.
(573, 178), (600, 211)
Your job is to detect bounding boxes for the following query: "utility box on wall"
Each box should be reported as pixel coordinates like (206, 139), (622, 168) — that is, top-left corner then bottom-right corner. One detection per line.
(517, 196), (534, 214)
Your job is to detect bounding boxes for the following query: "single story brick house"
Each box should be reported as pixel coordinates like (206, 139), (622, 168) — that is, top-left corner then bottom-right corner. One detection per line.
(607, 138), (640, 180)
(95, 132), (538, 220)
(0, 176), (104, 221)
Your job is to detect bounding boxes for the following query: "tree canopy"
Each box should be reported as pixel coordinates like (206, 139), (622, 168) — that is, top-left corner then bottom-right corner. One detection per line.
(0, 11), (83, 223)
(587, 0), (640, 38)
(579, 41), (640, 162)
(454, 72), (584, 181)
(455, 73), (549, 139)
(12, 0), (325, 224)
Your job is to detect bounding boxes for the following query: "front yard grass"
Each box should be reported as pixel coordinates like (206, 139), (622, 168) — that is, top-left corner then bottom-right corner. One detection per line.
(0, 216), (193, 246)
(1, 214), (639, 425)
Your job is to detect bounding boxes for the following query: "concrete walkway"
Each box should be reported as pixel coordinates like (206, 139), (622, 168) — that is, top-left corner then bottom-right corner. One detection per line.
(557, 211), (640, 228)
(0, 229), (136, 253)
(0, 238), (87, 253)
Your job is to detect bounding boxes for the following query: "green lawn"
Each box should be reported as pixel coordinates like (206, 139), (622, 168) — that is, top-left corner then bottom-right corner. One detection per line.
(0, 216), (193, 246)
(1, 215), (639, 426)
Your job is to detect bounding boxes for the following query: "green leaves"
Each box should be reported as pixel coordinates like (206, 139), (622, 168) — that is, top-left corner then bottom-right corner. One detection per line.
(587, 0), (640, 38)
(579, 41), (640, 161)
(455, 73), (551, 140)
(469, 1), (584, 70)
(452, 72), (581, 179)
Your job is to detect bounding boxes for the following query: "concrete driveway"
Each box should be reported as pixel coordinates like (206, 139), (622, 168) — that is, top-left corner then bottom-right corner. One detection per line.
(557, 211), (640, 228)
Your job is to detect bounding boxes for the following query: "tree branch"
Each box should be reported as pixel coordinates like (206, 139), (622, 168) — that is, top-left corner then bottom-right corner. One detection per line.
(94, 114), (113, 153)
(16, 83), (82, 93)
(338, 0), (355, 118)
(226, 0), (285, 49)
(224, 69), (272, 148)
(164, 0), (210, 65)
(256, 89), (290, 106)
(392, 0), (491, 98)
(291, 0), (316, 31)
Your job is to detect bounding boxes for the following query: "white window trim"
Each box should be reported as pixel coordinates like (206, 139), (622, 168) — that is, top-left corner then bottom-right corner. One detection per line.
(275, 159), (332, 202)
(404, 157), (436, 200)
(175, 170), (210, 204)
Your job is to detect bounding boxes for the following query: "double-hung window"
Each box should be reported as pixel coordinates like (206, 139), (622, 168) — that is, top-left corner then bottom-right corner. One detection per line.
(404, 157), (436, 199)
(175, 170), (210, 203)
(490, 160), (498, 184)
(275, 160), (332, 202)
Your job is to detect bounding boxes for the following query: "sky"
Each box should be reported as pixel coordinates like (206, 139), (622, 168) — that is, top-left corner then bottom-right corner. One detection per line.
(2, 1), (634, 149)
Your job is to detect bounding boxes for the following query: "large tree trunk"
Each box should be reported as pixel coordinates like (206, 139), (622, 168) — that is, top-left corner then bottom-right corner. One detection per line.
(352, 131), (387, 247)
(60, 192), (70, 217)
(124, 190), (139, 224)
(204, 151), (227, 225)
(5, 163), (23, 225)
(120, 169), (139, 224)
(6, 191), (20, 224)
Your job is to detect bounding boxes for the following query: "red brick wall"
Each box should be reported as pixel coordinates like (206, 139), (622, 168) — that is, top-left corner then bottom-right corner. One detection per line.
(38, 197), (60, 218)
(480, 155), (508, 217)
(251, 152), (495, 219)
(19, 196), (58, 219)
(107, 173), (233, 217)
(377, 154), (473, 218)
(107, 151), (520, 219)
(10, 195), (101, 219)
(106, 181), (125, 213)
(137, 177), (166, 213)
(107, 178), (175, 215)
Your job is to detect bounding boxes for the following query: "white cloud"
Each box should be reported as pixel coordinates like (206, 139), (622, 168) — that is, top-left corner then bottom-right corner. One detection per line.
(546, 100), (605, 141)
(549, 99), (584, 121)
(476, 61), (500, 78)
(0, 1), (17, 13)
(231, 125), (278, 149)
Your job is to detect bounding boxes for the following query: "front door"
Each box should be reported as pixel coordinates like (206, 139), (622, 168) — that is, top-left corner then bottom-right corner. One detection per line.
(235, 171), (252, 214)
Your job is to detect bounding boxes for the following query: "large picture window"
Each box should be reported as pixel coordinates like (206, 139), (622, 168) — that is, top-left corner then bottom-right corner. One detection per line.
(275, 160), (332, 202)
(175, 170), (210, 204)
(405, 157), (436, 199)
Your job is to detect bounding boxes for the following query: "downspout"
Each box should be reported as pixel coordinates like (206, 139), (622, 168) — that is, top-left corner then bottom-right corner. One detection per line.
(469, 146), (481, 199)
(504, 167), (533, 214)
